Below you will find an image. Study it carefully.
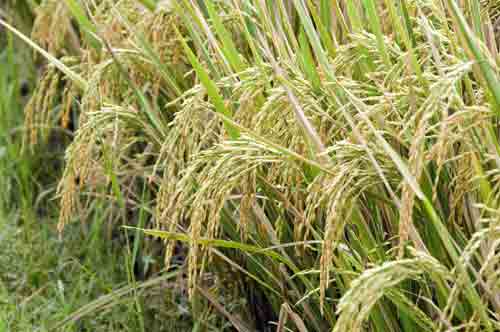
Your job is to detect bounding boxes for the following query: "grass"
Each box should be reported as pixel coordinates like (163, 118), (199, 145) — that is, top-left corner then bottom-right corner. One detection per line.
(2, 0), (500, 331)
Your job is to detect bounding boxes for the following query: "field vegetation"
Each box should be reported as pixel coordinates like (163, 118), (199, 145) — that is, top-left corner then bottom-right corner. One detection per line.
(2, 0), (500, 331)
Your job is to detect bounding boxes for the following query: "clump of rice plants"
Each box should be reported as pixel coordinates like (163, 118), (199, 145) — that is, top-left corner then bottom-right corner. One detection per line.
(4, 0), (500, 331)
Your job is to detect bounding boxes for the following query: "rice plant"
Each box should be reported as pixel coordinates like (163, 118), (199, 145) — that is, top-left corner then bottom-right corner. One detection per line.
(3, 0), (500, 331)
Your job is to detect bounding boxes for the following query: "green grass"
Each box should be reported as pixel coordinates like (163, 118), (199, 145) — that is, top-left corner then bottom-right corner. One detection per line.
(3, 0), (500, 331)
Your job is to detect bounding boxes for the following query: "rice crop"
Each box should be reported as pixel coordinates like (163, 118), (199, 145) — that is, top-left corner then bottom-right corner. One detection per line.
(3, 0), (500, 331)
